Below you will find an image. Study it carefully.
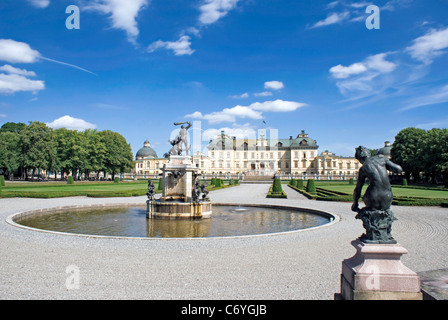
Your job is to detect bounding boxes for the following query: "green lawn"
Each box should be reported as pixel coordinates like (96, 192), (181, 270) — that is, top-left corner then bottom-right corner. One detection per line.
(0, 179), (238, 198)
(0, 180), (152, 198)
(319, 184), (448, 199)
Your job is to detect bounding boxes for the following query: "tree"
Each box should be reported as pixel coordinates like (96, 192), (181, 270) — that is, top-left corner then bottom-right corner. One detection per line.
(98, 130), (133, 180)
(391, 127), (427, 181)
(0, 122), (26, 133)
(0, 131), (21, 180)
(19, 122), (56, 180)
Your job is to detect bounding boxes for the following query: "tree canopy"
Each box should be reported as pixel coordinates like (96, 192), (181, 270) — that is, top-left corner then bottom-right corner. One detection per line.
(391, 127), (448, 183)
(0, 121), (134, 180)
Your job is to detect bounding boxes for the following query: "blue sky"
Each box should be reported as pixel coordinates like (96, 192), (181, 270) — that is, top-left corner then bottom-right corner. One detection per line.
(1, 0), (447, 157)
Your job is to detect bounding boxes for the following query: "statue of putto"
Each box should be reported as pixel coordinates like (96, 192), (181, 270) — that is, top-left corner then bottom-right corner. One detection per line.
(351, 146), (403, 244)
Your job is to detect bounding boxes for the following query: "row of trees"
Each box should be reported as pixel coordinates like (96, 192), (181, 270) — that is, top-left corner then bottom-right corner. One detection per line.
(391, 127), (448, 184)
(0, 121), (134, 181)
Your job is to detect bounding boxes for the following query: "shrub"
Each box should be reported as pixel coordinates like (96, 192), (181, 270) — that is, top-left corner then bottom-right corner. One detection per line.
(272, 178), (283, 193)
(289, 179), (297, 187)
(157, 178), (163, 190)
(67, 176), (74, 184)
(214, 179), (222, 187)
(114, 177), (119, 184)
(0, 175), (5, 187)
(402, 178), (408, 186)
(349, 178), (354, 185)
(296, 179), (304, 189)
(306, 179), (316, 194)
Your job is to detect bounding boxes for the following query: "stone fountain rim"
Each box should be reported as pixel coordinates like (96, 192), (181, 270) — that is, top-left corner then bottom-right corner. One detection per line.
(5, 202), (340, 240)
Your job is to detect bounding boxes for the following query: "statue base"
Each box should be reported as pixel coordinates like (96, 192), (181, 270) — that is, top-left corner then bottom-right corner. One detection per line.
(336, 239), (422, 300)
(146, 200), (212, 219)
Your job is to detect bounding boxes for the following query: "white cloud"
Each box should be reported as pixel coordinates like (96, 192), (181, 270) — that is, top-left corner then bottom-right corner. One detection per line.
(186, 99), (306, 124)
(84, 0), (148, 44)
(229, 92), (249, 99)
(310, 11), (350, 28)
(198, 0), (240, 25)
(329, 53), (397, 96)
(364, 53), (397, 73)
(0, 73), (44, 94)
(0, 39), (41, 63)
(329, 63), (367, 79)
(250, 99), (306, 112)
(147, 36), (195, 56)
(186, 105), (263, 124)
(253, 91), (273, 97)
(202, 123), (257, 141)
(264, 80), (284, 90)
(330, 53), (397, 79)
(0, 65), (36, 77)
(27, 0), (50, 8)
(405, 26), (448, 64)
(401, 84), (448, 111)
(46, 115), (97, 131)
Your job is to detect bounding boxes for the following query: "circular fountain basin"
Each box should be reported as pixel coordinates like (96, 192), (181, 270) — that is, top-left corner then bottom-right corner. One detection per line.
(10, 204), (335, 238)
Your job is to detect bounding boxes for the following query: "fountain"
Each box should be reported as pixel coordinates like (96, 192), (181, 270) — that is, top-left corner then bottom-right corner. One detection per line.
(8, 122), (335, 239)
(146, 122), (212, 219)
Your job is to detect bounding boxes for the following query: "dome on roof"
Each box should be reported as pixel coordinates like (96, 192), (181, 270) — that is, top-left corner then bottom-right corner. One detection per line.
(377, 141), (392, 157)
(136, 140), (158, 159)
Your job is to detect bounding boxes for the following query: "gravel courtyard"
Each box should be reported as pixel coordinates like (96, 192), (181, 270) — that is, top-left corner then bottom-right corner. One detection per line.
(1, 183), (447, 299)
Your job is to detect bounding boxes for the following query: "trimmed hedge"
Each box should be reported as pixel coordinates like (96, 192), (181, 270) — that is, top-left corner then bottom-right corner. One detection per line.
(306, 179), (316, 195)
(272, 178), (283, 193)
(157, 178), (163, 191)
(266, 185), (287, 198)
(296, 179), (304, 189)
(67, 176), (74, 185)
(267, 178), (287, 198)
(0, 175), (5, 187)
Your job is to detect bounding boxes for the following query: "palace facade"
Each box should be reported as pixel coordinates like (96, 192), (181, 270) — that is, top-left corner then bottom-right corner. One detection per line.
(133, 130), (363, 180)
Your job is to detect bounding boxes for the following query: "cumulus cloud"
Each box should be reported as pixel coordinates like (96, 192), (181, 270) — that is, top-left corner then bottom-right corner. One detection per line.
(405, 26), (448, 64)
(329, 63), (367, 79)
(147, 36), (195, 56)
(186, 99), (306, 124)
(0, 73), (44, 94)
(250, 100), (306, 112)
(198, 0), (240, 25)
(329, 53), (397, 96)
(186, 105), (263, 124)
(264, 81), (284, 90)
(46, 115), (97, 131)
(27, 0), (50, 8)
(202, 123), (256, 141)
(0, 39), (41, 63)
(0, 65), (36, 77)
(84, 0), (148, 44)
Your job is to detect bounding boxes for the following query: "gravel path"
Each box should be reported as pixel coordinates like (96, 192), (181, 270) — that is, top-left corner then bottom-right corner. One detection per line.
(1, 184), (447, 300)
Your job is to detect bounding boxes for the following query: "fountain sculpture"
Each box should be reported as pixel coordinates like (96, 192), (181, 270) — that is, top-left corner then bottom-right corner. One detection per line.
(146, 122), (212, 219)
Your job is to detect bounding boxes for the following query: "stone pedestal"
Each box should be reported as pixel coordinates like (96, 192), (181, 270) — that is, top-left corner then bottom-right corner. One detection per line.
(338, 239), (422, 300)
(161, 155), (197, 202)
(147, 155), (212, 219)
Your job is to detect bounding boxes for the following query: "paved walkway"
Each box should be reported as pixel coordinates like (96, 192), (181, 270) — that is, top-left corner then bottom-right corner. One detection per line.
(0, 184), (447, 299)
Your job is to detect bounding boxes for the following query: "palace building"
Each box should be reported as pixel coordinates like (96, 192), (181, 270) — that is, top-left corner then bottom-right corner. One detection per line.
(133, 130), (361, 180)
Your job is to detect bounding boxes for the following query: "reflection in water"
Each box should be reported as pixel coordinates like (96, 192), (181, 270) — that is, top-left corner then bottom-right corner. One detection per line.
(16, 205), (330, 238)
